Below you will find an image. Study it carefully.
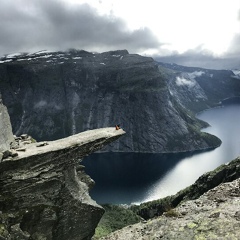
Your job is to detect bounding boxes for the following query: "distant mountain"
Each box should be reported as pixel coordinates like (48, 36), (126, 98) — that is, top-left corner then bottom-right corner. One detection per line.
(231, 69), (240, 79)
(157, 62), (240, 112)
(0, 49), (239, 153)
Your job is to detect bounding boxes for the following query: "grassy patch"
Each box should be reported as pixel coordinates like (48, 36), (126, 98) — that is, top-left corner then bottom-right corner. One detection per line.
(93, 204), (141, 239)
(165, 208), (179, 217)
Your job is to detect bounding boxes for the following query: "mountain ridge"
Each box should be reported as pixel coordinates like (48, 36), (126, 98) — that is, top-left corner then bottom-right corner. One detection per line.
(1, 49), (238, 153)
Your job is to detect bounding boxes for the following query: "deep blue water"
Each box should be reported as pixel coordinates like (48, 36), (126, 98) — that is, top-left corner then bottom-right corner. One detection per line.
(83, 99), (240, 205)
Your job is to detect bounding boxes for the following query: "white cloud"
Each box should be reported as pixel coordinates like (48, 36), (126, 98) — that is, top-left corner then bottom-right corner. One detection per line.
(188, 71), (204, 79)
(0, 0), (239, 69)
(0, 0), (160, 56)
(175, 77), (195, 87)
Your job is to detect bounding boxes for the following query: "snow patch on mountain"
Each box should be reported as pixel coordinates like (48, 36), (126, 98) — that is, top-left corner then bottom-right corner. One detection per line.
(35, 54), (53, 59)
(6, 53), (22, 58)
(231, 69), (240, 79)
(232, 70), (240, 75)
(31, 50), (52, 55)
(0, 59), (13, 63)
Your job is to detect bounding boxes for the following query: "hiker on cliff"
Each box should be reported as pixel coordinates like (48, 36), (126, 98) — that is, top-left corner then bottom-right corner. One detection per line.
(115, 124), (121, 130)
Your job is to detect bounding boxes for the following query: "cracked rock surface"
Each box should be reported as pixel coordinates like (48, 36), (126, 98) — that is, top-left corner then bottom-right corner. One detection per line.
(101, 178), (240, 240)
(0, 128), (125, 240)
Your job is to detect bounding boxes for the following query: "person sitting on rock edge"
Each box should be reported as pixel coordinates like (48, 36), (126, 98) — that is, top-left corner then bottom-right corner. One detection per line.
(115, 124), (121, 130)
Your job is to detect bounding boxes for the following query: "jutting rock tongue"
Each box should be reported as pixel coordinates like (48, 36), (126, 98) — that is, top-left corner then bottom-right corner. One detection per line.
(0, 93), (14, 152)
(0, 124), (125, 239)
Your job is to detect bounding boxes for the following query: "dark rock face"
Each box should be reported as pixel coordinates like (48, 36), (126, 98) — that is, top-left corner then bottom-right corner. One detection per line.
(0, 94), (14, 152)
(1, 50), (238, 153)
(0, 127), (125, 240)
(158, 62), (240, 113)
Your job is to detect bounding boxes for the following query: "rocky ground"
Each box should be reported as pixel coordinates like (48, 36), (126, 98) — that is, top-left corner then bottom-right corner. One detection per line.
(101, 177), (240, 240)
(1, 95), (127, 240)
(0, 127), (125, 240)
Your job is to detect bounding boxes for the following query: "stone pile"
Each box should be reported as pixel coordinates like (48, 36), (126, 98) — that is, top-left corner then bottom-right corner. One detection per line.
(0, 134), (36, 162)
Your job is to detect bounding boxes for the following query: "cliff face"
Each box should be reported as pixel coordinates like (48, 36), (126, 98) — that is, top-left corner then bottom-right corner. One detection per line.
(1, 50), (239, 153)
(0, 125), (125, 240)
(0, 94), (14, 153)
(158, 62), (240, 113)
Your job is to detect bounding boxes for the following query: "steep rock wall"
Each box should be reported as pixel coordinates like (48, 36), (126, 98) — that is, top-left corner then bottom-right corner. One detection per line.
(0, 94), (14, 152)
(0, 50), (230, 153)
(0, 128), (125, 240)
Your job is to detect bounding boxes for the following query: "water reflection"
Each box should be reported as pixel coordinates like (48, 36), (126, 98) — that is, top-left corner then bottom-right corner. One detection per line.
(83, 100), (240, 204)
(83, 152), (190, 204)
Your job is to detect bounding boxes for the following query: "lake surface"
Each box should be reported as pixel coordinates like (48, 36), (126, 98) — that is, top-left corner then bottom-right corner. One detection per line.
(83, 99), (240, 205)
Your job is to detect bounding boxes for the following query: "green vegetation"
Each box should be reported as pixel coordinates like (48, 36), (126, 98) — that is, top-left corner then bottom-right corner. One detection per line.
(165, 208), (180, 217)
(29, 136), (37, 143)
(0, 222), (9, 239)
(130, 157), (240, 222)
(93, 204), (142, 239)
(131, 195), (174, 220)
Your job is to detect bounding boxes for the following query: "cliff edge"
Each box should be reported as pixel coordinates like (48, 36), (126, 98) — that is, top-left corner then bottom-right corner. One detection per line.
(0, 94), (14, 153)
(0, 99), (125, 240)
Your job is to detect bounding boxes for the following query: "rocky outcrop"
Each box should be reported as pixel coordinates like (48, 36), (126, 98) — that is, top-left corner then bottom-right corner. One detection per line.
(1, 50), (237, 153)
(0, 127), (125, 240)
(0, 94), (14, 153)
(92, 156), (240, 239)
(134, 156), (240, 220)
(101, 177), (240, 240)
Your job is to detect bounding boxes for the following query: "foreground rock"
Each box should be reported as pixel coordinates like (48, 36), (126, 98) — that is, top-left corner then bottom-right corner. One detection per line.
(101, 177), (240, 240)
(135, 156), (240, 220)
(95, 156), (240, 239)
(0, 127), (125, 240)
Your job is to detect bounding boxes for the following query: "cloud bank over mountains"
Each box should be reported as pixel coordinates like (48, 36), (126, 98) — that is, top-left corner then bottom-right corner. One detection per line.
(0, 0), (160, 56)
(0, 0), (239, 69)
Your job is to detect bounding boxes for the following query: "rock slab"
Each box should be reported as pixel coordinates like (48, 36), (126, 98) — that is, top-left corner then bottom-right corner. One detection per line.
(0, 127), (125, 240)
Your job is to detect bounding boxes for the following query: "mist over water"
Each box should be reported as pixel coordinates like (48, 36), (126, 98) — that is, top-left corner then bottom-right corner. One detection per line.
(83, 99), (240, 205)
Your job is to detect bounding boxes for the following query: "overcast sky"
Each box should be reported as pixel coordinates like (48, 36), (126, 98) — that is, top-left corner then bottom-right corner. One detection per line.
(0, 0), (239, 69)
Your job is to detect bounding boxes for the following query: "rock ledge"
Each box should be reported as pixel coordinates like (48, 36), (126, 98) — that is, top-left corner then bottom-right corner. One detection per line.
(0, 127), (125, 240)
